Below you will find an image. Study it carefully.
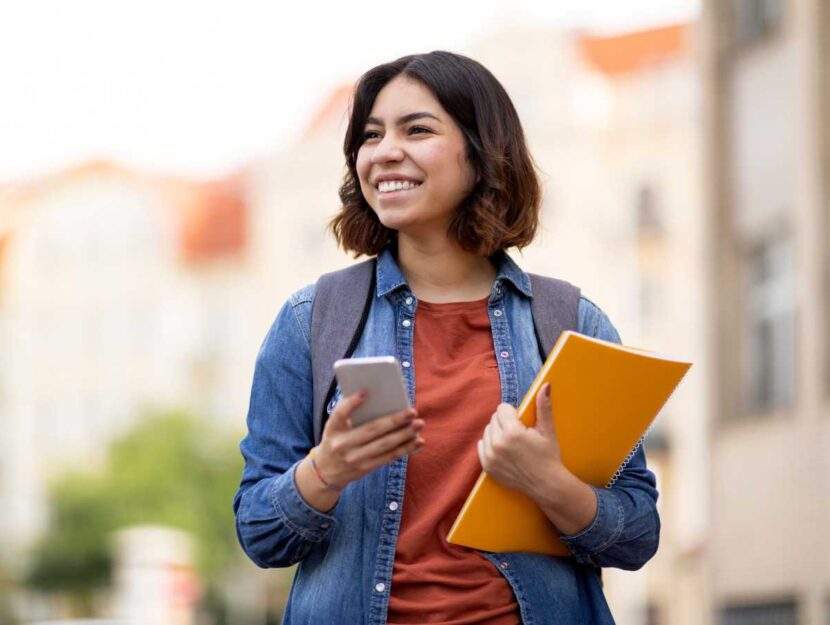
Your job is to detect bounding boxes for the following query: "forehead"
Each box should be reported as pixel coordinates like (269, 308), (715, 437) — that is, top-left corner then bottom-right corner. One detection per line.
(368, 75), (444, 120)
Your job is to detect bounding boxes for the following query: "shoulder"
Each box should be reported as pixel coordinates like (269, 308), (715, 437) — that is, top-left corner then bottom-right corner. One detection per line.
(577, 295), (622, 344)
(260, 283), (316, 352)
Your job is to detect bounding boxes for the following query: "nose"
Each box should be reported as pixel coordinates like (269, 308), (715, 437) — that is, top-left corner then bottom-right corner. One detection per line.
(371, 131), (405, 164)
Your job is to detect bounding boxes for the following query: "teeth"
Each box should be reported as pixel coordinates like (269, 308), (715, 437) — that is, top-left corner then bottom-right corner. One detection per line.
(378, 180), (421, 193)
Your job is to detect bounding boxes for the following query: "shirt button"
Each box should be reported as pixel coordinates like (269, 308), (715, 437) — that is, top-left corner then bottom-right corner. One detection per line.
(500, 351), (509, 358)
(388, 501), (399, 511)
(402, 319), (411, 328)
(375, 583), (385, 593)
(401, 361), (410, 368)
(405, 297), (413, 305)
(493, 310), (503, 317)
(500, 561), (509, 570)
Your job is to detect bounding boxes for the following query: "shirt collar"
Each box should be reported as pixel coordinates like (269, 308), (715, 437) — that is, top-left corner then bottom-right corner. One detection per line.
(375, 246), (533, 299)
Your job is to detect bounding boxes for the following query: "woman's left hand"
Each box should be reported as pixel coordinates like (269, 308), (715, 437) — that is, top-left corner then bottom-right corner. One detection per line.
(477, 383), (563, 497)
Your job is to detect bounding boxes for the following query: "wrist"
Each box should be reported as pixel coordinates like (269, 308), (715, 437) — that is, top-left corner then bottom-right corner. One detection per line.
(309, 447), (343, 492)
(530, 460), (574, 507)
(295, 455), (341, 513)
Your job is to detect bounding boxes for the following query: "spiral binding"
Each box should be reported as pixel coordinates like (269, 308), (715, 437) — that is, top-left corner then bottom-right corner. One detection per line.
(605, 425), (652, 489)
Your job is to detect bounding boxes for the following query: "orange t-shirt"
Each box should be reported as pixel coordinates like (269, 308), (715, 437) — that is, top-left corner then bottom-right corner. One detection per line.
(387, 297), (521, 625)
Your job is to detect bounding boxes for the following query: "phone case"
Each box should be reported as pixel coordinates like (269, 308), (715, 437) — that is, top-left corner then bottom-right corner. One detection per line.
(333, 356), (410, 426)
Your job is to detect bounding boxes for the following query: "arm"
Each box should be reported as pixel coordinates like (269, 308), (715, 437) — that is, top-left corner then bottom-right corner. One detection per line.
(479, 299), (660, 571)
(233, 293), (425, 568)
(232, 295), (336, 568)
(558, 299), (660, 570)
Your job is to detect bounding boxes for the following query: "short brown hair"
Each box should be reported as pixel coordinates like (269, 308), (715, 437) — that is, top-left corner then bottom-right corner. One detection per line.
(330, 51), (541, 258)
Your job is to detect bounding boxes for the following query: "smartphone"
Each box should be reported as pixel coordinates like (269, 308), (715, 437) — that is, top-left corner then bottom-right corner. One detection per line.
(333, 356), (410, 427)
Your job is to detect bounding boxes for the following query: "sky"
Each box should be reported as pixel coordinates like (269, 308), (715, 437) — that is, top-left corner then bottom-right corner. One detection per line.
(0, 0), (699, 183)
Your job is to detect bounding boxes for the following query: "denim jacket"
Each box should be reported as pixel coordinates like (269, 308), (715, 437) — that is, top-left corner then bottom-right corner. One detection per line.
(233, 249), (660, 625)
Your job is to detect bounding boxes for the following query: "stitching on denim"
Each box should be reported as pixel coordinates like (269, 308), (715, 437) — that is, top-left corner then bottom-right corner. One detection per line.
(592, 496), (626, 555)
(290, 299), (312, 348)
(271, 489), (326, 543)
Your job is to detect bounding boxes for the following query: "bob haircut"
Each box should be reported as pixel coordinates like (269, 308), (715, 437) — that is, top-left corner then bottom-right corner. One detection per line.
(330, 50), (542, 257)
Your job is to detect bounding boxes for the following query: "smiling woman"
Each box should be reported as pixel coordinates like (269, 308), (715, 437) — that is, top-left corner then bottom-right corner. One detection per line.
(233, 51), (661, 625)
(333, 51), (541, 260)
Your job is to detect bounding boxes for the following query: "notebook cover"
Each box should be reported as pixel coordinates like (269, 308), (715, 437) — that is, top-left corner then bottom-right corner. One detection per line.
(446, 331), (691, 555)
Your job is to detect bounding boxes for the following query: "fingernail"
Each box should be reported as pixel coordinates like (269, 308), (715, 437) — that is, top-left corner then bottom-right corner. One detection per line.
(544, 384), (551, 400)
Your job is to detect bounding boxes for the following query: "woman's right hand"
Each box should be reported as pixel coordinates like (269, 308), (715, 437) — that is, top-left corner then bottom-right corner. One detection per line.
(318, 390), (425, 486)
(295, 391), (425, 512)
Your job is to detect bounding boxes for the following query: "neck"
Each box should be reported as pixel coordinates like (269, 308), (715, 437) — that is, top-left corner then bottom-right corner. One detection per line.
(395, 233), (497, 303)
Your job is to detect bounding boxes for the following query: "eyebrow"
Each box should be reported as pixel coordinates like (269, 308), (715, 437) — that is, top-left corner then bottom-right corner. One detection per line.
(365, 112), (442, 127)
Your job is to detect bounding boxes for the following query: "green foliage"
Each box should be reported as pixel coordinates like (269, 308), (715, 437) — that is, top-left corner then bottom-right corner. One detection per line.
(26, 410), (244, 596)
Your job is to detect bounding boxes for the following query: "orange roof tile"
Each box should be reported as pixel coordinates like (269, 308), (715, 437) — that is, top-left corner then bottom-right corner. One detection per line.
(579, 23), (691, 77)
(302, 83), (354, 140)
(176, 175), (248, 264)
(0, 159), (249, 265)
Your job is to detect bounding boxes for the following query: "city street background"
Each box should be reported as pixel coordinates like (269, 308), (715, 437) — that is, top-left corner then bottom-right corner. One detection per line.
(2, 1), (827, 624)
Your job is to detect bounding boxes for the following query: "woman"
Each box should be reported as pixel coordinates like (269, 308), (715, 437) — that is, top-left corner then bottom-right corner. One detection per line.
(233, 51), (660, 625)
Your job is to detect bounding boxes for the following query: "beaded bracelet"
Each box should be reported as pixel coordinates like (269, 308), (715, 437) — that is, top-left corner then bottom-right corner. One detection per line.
(308, 447), (342, 492)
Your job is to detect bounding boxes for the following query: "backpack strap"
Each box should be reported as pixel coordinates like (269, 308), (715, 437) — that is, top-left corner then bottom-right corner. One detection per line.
(310, 258), (377, 445)
(528, 274), (581, 359)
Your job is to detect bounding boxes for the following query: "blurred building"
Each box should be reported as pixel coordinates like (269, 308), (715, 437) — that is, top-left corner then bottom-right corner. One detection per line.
(702, 0), (829, 624)
(0, 161), (250, 564)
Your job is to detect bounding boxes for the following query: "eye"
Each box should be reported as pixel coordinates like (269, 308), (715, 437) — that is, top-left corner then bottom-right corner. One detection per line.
(409, 126), (432, 135)
(362, 130), (382, 141)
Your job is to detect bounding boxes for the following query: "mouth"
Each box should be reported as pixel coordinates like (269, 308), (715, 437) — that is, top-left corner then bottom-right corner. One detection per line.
(376, 179), (423, 195)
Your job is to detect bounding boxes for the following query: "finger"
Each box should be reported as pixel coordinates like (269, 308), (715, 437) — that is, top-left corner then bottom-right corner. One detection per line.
(477, 439), (487, 469)
(361, 431), (425, 472)
(479, 431), (495, 472)
(489, 410), (504, 434)
(483, 422), (493, 451)
(346, 407), (417, 447)
(326, 390), (368, 432)
(534, 383), (554, 434)
(347, 418), (423, 465)
(494, 403), (519, 433)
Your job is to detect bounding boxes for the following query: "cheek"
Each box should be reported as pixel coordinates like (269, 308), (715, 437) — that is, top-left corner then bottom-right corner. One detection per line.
(355, 148), (372, 189)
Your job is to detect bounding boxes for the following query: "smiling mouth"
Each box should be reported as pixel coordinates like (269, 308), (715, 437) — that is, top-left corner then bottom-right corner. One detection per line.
(377, 180), (423, 194)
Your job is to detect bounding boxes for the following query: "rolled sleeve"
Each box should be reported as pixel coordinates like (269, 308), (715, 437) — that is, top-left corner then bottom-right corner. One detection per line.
(270, 462), (338, 543)
(559, 486), (624, 566)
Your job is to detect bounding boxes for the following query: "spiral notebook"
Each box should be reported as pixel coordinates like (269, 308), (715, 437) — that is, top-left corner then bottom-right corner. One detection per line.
(446, 330), (691, 556)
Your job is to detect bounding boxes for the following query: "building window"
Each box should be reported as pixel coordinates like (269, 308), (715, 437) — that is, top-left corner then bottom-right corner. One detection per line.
(636, 185), (663, 236)
(730, 0), (785, 48)
(744, 237), (795, 413)
(720, 601), (797, 625)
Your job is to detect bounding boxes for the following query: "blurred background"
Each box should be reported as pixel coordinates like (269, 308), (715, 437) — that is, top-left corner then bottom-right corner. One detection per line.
(1, 0), (827, 623)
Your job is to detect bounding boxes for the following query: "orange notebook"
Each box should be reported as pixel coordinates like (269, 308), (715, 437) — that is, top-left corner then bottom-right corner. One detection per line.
(446, 330), (691, 556)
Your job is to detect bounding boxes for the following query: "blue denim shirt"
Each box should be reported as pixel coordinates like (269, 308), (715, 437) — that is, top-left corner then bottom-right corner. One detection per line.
(233, 249), (660, 625)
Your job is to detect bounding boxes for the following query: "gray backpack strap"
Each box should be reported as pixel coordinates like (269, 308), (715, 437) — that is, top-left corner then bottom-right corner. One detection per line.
(528, 274), (581, 358)
(310, 258), (377, 445)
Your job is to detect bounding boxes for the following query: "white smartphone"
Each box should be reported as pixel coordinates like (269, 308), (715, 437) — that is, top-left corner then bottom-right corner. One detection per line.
(333, 356), (410, 427)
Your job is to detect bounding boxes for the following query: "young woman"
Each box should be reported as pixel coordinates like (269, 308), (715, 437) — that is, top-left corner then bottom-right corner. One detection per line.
(233, 51), (660, 625)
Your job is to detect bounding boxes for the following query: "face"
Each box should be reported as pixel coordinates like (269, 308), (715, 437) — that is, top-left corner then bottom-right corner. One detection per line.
(355, 75), (477, 238)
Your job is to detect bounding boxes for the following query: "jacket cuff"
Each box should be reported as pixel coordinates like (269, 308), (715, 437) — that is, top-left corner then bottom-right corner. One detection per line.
(558, 486), (624, 565)
(270, 461), (338, 542)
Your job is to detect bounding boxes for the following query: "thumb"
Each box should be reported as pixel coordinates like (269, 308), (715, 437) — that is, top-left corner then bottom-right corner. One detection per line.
(534, 383), (554, 435)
